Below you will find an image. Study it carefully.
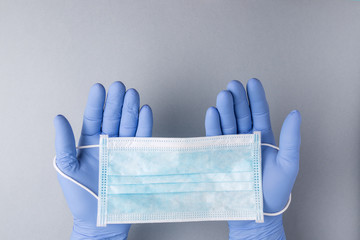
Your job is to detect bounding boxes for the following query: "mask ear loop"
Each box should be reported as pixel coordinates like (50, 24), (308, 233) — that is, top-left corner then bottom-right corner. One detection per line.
(53, 143), (292, 217)
(53, 145), (100, 200)
(261, 143), (292, 216)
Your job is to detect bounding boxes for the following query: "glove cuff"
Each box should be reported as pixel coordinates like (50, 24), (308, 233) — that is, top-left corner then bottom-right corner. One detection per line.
(71, 223), (130, 240)
(228, 215), (285, 240)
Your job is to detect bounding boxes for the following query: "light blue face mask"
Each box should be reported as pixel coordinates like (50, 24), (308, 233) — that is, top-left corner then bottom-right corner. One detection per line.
(53, 132), (291, 227)
(97, 132), (264, 226)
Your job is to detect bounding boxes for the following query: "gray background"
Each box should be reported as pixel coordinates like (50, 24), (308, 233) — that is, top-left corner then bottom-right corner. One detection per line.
(0, 0), (359, 239)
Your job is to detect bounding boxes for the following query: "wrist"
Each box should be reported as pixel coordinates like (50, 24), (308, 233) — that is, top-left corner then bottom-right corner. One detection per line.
(71, 222), (131, 240)
(228, 215), (285, 240)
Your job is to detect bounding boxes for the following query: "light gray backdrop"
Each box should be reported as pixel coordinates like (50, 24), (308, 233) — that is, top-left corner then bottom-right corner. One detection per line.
(0, 0), (359, 239)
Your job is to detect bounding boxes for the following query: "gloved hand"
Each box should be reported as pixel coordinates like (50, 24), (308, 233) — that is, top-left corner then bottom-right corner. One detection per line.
(54, 81), (153, 240)
(205, 78), (301, 240)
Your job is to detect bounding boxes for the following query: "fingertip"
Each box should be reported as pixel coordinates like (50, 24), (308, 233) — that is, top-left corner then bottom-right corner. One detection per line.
(206, 106), (218, 117)
(124, 88), (140, 107)
(290, 109), (301, 119)
(217, 89), (231, 96)
(139, 104), (153, 121)
(91, 83), (106, 94)
(126, 88), (139, 97)
(87, 83), (106, 106)
(286, 110), (302, 125)
(216, 90), (233, 105)
(54, 114), (64, 124)
(54, 114), (70, 129)
(246, 78), (263, 92)
(283, 109), (302, 128)
(228, 80), (247, 94)
(226, 80), (242, 89)
(55, 114), (64, 118)
(109, 81), (126, 94)
(246, 77), (261, 86)
(205, 106), (220, 126)
(227, 80), (245, 92)
(54, 115), (72, 134)
(141, 104), (152, 112)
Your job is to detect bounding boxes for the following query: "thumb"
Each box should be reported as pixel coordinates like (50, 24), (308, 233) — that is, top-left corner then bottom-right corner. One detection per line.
(276, 110), (301, 173)
(54, 115), (78, 174)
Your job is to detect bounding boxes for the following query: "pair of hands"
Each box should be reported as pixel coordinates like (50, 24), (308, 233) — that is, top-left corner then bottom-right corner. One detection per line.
(54, 79), (301, 240)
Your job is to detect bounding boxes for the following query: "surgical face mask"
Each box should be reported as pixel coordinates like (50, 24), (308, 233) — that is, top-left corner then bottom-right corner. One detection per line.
(53, 132), (290, 227)
(97, 132), (264, 226)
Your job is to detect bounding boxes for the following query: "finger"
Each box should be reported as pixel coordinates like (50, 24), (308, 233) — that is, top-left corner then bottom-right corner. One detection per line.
(227, 80), (252, 133)
(54, 115), (78, 173)
(81, 83), (106, 136)
(135, 105), (153, 137)
(216, 90), (237, 135)
(205, 107), (222, 136)
(246, 78), (275, 144)
(102, 81), (126, 137)
(277, 110), (301, 172)
(119, 88), (140, 137)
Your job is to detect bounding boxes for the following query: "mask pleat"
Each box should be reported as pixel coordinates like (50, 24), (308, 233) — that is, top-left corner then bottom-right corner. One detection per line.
(108, 172), (254, 185)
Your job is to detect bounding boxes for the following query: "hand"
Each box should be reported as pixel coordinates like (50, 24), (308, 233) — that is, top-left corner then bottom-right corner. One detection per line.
(205, 79), (301, 239)
(54, 82), (153, 240)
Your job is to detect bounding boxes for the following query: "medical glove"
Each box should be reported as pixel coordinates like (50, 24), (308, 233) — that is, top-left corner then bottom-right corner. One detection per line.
(205, 79), (301, 240)
(54, 81), (153, 240)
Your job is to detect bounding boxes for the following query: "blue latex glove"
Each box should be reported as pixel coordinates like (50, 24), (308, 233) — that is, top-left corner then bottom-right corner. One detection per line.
(205, 79), (301, 240)
(54, 81), (153, 240)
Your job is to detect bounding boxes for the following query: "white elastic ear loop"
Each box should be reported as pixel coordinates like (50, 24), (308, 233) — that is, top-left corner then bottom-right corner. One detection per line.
(261, 143), (292, 216)
(54, 143), (292, 216)
(53, 145), (99, 200)
(264, 193), (292, 216)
